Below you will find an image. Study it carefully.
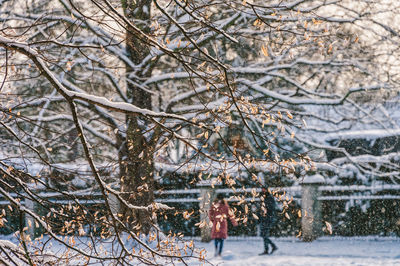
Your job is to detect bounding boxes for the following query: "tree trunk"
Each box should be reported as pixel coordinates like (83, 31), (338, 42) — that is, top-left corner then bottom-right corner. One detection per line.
(118, 0), (155, 234)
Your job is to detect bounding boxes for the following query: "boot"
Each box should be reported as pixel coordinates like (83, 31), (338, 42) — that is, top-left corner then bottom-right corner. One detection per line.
(270, 245), (278, 255)
(258, 248), (269, 255)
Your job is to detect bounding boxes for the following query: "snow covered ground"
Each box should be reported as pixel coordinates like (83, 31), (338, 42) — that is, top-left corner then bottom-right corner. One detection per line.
(192, 236), (400, 266)
(1, 234), (399, 265)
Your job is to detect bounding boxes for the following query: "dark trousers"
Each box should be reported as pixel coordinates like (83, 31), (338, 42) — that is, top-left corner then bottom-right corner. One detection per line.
(263, 235), (276, 251)
(214, 238), (224, 255)
(261, 226), (276, 252)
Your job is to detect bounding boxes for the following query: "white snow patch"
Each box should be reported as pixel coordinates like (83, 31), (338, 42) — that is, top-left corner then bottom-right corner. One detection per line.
(325, 129), (400, 142)
(186, 237), (400, 265)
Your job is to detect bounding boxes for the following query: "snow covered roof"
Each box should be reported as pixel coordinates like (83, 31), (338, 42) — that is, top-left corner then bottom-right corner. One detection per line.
(301, 174), (325, 184)
(324, 129), (400, 142)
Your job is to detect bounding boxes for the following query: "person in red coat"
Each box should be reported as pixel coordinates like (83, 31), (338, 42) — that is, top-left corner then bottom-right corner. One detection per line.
(208, 194), (238, 256)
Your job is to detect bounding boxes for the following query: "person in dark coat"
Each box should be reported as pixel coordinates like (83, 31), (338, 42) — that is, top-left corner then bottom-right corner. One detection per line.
(259, 188), (278, 255)
(209, 194), (238, 256)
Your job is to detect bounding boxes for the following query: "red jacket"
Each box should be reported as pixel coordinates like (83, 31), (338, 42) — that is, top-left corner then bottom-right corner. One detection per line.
(209, 201), (238, 239)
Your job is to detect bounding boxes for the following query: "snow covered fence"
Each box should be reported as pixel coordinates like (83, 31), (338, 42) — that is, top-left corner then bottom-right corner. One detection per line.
(155, 181), (400, 241)
(1, 182), (399, 239)
(155, 183), (400, 203)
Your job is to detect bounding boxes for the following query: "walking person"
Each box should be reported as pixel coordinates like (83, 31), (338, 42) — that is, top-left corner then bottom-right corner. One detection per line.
(259, 188), (278, 255)
(209, 194), (238, 257)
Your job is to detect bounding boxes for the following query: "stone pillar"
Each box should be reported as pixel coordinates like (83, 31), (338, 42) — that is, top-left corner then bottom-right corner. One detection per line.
(109, 193), (120, 217)
(109, 193), (120, 234)
(301, 174), (324, 242)
(24, 197), (36, 238)
(198, 180), (216, 242)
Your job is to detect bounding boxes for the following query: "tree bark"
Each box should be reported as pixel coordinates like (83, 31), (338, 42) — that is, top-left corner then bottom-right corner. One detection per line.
(119, 0), (155, 234)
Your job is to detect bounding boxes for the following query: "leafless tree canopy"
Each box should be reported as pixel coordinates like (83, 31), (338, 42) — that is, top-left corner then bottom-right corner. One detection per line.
(0, 0), (399, 264)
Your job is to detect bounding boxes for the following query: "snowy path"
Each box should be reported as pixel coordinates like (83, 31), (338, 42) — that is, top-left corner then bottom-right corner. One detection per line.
(1, 234), (399, 265)
(192, 237), (400, 266)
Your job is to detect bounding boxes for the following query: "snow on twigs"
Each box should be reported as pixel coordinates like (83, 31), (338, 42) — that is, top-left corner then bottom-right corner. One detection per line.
(0, 36), (187, 121)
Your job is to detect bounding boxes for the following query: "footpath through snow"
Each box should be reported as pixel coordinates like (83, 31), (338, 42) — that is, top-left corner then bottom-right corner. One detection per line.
(190, 237), (400, 266)
(1, 235), (399, 265)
